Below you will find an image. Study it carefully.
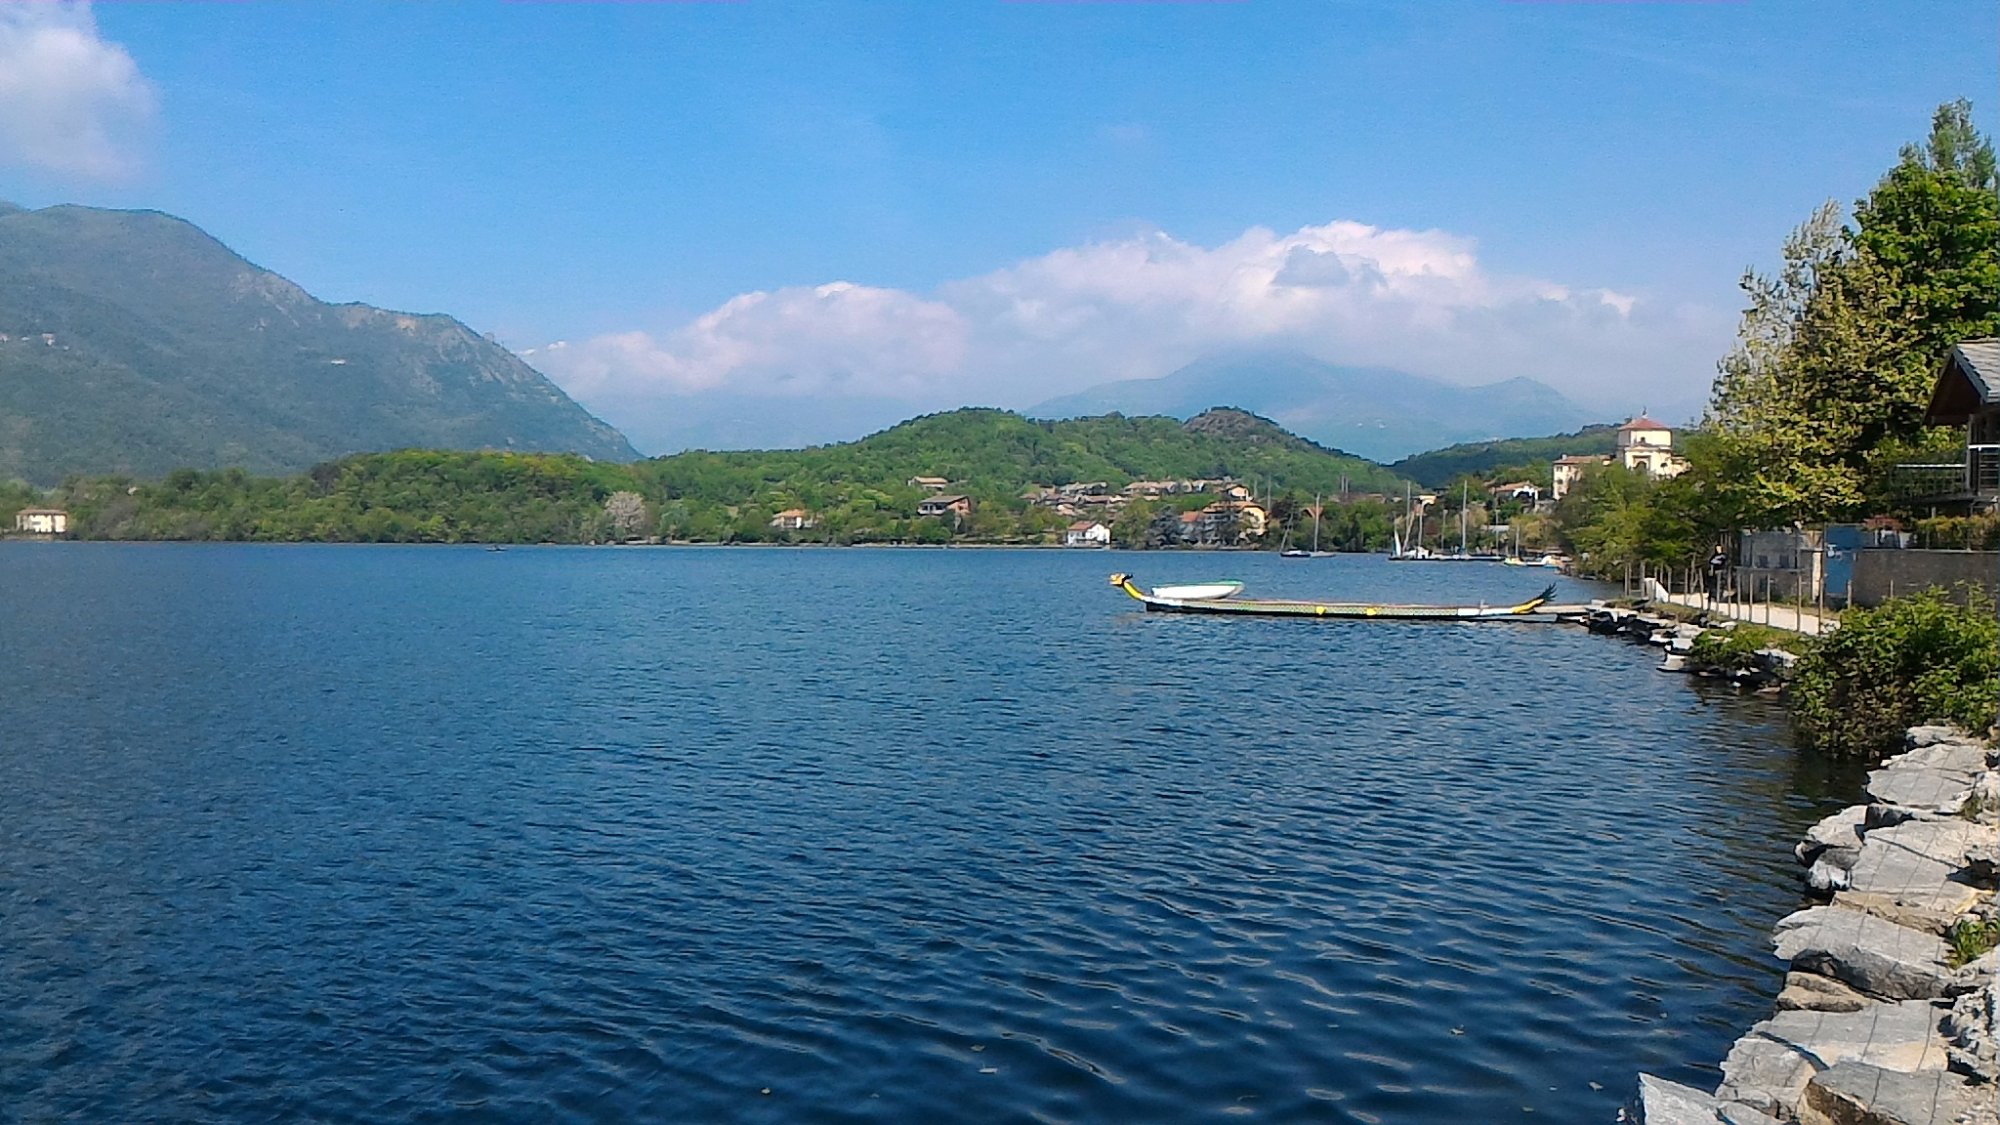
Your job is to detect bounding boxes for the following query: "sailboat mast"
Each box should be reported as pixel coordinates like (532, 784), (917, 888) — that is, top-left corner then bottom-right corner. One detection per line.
(1459, 481), (1468, 557)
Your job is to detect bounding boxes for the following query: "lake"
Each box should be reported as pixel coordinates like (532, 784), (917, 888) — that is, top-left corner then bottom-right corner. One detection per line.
(0, 544), (1858, 1122)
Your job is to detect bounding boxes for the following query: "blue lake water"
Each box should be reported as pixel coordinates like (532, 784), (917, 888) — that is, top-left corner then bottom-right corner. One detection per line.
(0, 544), (1859, 1123)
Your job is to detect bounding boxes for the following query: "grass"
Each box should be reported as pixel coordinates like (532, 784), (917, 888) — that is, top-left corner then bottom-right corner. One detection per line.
(1946, 917), (2000, 968)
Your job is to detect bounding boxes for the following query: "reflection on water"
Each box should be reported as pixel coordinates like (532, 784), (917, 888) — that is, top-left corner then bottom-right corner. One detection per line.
(0, 545), (1852, 1123)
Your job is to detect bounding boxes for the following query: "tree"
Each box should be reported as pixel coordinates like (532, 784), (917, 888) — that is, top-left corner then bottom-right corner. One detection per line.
(1111, 498), (1156, 547)
(603, 490), (650, 540)
(1701, 100), (2000, 525)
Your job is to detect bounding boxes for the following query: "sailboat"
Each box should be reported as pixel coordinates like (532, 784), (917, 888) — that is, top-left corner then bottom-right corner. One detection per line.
(1283, 492), (1332, 557)
(1307, 493), (1335, 557)
(1390, 482), (1431, 560)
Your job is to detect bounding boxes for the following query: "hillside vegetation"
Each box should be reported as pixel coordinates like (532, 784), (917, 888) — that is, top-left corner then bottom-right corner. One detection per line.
(0, 203), (636, 484)
(1391, 424), (1619, 488)
(32, 407), (1412, 544)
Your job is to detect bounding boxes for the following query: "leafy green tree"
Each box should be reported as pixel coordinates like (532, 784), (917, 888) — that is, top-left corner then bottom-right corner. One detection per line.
(1702, 100), (2000, 525)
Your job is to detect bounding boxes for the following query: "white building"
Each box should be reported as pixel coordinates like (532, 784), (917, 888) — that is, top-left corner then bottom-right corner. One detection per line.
(1064, 520), (1111, 548)
(13, 508), (68, 535)
(1616, 416), (1690, 480)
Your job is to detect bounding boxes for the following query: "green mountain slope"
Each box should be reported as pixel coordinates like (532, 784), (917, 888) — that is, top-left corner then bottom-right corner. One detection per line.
(46, 406), (1411, 543)
(0, 204), (636, 484)
(643, 406), (1407, 500)
(1390, 424), (1621, 488)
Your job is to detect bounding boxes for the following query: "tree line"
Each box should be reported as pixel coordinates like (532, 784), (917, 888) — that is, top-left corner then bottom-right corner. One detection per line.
(4, 409), (1416, 547)
(1548, 99), (2000, 579)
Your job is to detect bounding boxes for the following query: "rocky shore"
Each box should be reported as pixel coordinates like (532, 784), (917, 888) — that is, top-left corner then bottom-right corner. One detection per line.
(1633, 725), (2000, 1125)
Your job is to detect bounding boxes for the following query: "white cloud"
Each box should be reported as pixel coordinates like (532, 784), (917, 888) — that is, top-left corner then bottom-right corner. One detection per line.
(0, 2), (156, 179)
(534, 218), (1728, 440)
(547, 282), (970, 401)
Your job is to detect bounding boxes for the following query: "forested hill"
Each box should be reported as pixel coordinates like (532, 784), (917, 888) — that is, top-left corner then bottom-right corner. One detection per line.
(1390, 424), (1620, 488)
(0, 203), (637, 483)
(654, 407), (1407, 501)
(31, 407), (1412, 543)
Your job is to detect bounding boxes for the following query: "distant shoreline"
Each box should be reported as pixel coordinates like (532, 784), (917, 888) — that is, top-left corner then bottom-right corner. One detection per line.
(1, 537), (1288, 552)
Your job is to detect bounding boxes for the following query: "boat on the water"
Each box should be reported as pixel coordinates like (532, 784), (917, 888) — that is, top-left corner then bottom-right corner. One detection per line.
(1110, 574), (1557, 620)
(1148, 580), (1245, 600)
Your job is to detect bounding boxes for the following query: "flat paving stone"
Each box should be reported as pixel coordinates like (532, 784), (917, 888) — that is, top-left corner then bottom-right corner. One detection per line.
(1774, 908), (1957, 1001)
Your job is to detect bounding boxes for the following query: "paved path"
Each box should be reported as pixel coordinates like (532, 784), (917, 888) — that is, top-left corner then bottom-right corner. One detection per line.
(1645, 579), (1837, 636)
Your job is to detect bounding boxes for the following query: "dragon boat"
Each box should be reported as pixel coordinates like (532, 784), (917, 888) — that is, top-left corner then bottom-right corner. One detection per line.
(1109, 573), (1558, 620)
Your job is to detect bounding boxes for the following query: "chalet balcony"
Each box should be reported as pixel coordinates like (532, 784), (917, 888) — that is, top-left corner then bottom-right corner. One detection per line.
(1887, 443), (2000, 507)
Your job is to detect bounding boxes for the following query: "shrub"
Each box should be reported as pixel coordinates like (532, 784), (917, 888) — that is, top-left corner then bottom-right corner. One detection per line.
(1946, 917), (2000, 968)
(1914, 514), (2000, 551)
(1788, 588), (1999, 759)
(1691, 626), (1786, 674)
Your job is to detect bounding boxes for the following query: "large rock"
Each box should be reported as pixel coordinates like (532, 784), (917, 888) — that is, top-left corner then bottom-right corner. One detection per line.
(1952, 950), (2000, 998)
(1778, 971), (1871, 1013)
(1969, 773), (2000, 830)
(1839, 820), (1996, 930)
(1634, 1074), (1785, 1124)
(1775, 908), (1957, 1000)
(1718, 1034), (1819, 1115)
(1797, 1060), (1988, 1125)
(1944, 983), (1997, 1084)
(1867, 769), (1978, 814)
(1802, 806), (1870, 869)
(1963, 835), (1999, 882)
(1810, 859), (1855, 894)
(1716, 1000), (1951, 1114)
(1882, 741), (1993, 777)
(1904, 726), (1965, 750)
(1635, 1073), (1728, 1123)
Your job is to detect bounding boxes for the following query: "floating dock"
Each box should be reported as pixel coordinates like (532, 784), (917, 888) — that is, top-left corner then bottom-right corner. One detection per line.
(1111, 574), (1575, 621)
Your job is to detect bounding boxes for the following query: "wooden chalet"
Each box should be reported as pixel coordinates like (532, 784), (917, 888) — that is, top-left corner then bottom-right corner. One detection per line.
(1921, 337), (2000, 510)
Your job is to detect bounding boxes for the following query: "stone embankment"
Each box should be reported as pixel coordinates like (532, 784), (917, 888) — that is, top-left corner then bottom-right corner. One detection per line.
(1580, 603), (1796, 691)
(1632, 725), (2000, 1125)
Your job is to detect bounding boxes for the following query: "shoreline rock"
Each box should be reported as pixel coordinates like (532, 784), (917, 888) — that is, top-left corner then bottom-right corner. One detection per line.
(1631, 726), (2000, 1124)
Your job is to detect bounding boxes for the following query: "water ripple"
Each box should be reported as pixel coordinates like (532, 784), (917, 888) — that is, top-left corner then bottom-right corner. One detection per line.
(0, 545), (1862, 1123)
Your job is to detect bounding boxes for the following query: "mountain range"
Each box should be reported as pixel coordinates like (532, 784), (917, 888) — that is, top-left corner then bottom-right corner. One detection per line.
(0, 203), (1609, 485)
(1027, 352), (1602, 464)
(0, 203), (636, 485)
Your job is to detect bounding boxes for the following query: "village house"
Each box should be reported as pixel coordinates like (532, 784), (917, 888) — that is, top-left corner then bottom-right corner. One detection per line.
(1063, 520), (1111, 548)
(907, 476), (951, 492)
(768, 508), (816, 531)
(1489, 480), (1541, 504)
(1551, 455), (1610, 501)
(1191, 500), (1266, 544)
(13, 508), (69, 535)
(1919, 336), (2000, 510)
(917, 494), (973, 519)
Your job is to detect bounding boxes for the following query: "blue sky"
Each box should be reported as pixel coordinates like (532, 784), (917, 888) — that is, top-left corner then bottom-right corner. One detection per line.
(0, 0), (1993, 452)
